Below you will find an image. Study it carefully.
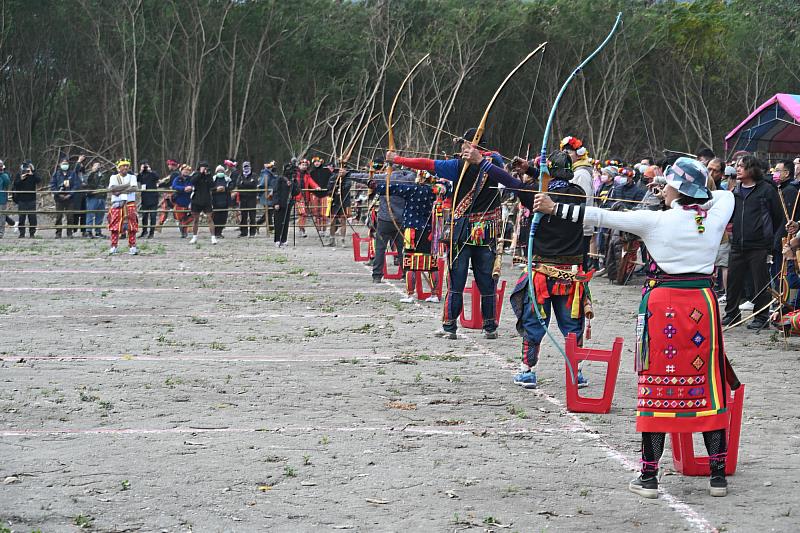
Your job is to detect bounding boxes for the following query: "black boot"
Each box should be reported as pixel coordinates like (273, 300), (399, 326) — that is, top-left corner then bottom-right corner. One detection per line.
(709, 467), (727, 497)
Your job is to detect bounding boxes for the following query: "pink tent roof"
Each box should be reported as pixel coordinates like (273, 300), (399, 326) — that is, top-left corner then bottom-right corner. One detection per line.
(725, 93), (800, 154)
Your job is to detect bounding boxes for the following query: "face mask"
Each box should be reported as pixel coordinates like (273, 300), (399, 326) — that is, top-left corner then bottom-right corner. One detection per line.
(773, 171), (781, 183)
(60, 163), (69, 171)
(216, 172), (225, 178)
(614, 176), (627, 186)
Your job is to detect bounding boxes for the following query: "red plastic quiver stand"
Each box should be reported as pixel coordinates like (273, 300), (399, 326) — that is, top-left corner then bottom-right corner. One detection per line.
(669, 384), (745, 476)
(352, 233), (373, 262)
(564, 333), (623, 414)
(459, 279), (506, 329)
(383, 251), (404, 280)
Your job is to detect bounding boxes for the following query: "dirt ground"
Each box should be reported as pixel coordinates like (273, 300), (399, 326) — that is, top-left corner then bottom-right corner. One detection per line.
(0, 224), (798, 533)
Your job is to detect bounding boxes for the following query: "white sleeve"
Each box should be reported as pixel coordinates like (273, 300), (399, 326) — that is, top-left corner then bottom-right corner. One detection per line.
(129, 174), (138, 188)
(581, 206), (659, 240)
(707, 190), (734, 224)
(571, 169), (594, 209)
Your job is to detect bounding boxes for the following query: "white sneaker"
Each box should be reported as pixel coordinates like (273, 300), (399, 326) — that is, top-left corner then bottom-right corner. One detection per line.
(211, 236), (218, 245)
(129, 246), (138, 255)
(400, 296), (414, 303)
(274, 242), (281, 248)
(425, 295), (440, 303)
(11, 221), (18, 228)
(718, 295), (727, 305)
(739, 300), (754, 311)
(189, 235), (198, 244)
(108, 247), (117, 255)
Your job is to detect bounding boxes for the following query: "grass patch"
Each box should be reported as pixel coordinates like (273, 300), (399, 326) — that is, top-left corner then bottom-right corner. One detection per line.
(507, 405), (527, 419)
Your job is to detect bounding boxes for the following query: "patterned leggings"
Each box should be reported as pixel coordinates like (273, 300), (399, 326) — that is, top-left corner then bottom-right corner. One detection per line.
(641, 429), (726, 476)
(108, 202), (138, 248)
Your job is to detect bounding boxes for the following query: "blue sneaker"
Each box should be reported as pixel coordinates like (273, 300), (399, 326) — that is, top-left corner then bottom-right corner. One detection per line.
(513, 371), (537, 389)
(577, 370), (588, 389)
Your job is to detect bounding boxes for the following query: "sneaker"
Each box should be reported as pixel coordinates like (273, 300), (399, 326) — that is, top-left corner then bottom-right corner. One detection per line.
(189, 235), (198, 244)
(484, 330), (498, 339)
(709, 475), (727, 497)
(400, 296), (414, 303)
(577, 370), (589, 388)
(274, 242), (281, 248)
(717, 294), (727, 305)
(108, 247), (118, 255)
(372, 277), (382, 284)
(433, 328), (457, 340)
(721, 314), (741, 327)
(129, 246), (138, 255)
(739, 300), (754, 311)
(747, 318), (767, 330)
(211, 236), (218, 245)
(513, 371), (537, 389)
(628, 474), (658, 499)
(425, 295), (440, 303)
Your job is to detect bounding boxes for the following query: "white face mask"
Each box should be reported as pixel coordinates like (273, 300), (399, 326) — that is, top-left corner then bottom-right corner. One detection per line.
(60, 163), (69, 171)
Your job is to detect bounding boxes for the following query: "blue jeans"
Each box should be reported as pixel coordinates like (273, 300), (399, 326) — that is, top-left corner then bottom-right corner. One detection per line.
(443, 243), (497, 333)
(86, 197), (106, 233)
(517, 277), (584, 368)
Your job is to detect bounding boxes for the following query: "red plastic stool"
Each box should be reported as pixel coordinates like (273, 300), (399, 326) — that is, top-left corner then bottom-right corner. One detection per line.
(352, 233), (374, 262)
(564, 333), (623, 414)
(459, 279), (506, 329)
(383, 251), (404, 280)
(669, 384), (745, 476)
(415, 269), (444, 300)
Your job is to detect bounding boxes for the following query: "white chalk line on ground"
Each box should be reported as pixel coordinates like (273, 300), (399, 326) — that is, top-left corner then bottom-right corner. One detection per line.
(367, 264), (719, 533)
(3, 352), (486, 363)
(0, 287), (387, 294)
(0, 269), (359, 277)
(32, 313), (378, 319)
(0, 424), (591, 438)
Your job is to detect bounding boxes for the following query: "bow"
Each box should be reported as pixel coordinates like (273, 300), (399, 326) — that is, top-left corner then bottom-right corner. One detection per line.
(448, 42), (547, 266)
(385, 53), (431, 235)
(527, 13), (622, 384)
(331, 114), (377, 238)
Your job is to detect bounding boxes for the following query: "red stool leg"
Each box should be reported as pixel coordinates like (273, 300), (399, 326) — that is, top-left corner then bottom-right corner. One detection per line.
(670, 384), (744, 476)
(352, 233), (369, 262)
(459, 281), (483, 329)
(383, 251), (404, 280)
(564, 333), (623, 414)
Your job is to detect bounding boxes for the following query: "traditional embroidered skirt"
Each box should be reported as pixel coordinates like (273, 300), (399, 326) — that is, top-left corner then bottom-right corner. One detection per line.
(636, 280), (728, 433)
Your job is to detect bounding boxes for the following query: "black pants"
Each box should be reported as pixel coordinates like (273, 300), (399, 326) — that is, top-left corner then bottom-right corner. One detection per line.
(641, 430), (726, 476)
(54, 199), (74, 235)
(372, 219), (403, 280)
(274, 203), (292, 243)
(212, 207), (228, 236)
(17, 200), (36, 235)
(74, 194), (87, 234)
(724, 247), (770, 321)
(240, 195), (258, 236)
(141, 202), (158, 234)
